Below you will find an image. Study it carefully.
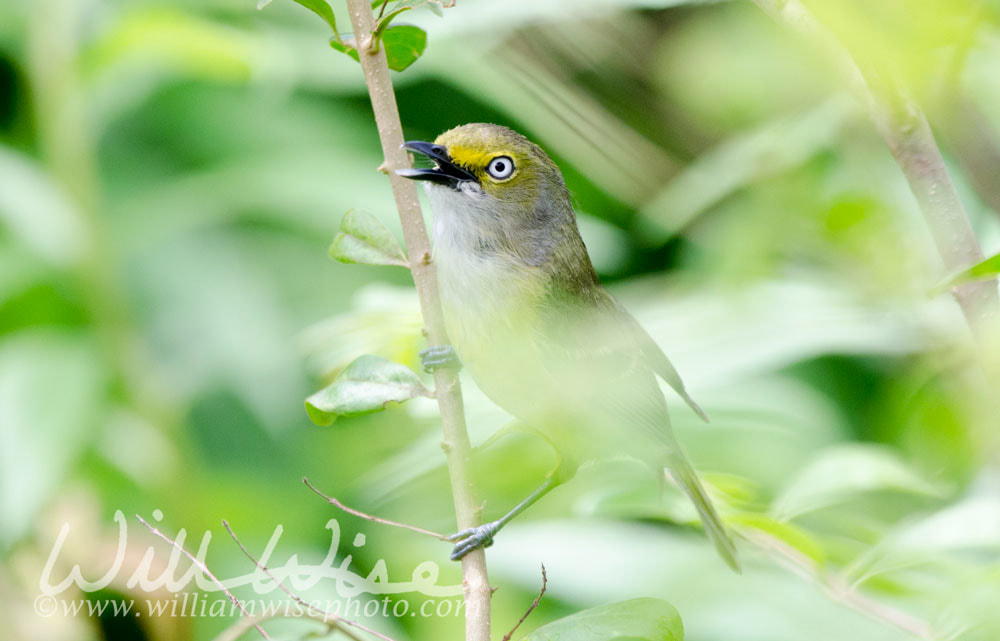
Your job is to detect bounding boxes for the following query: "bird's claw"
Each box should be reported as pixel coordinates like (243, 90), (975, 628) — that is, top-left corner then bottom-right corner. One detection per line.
(420, 345), (462, 374)
(447, 521), (499, 561)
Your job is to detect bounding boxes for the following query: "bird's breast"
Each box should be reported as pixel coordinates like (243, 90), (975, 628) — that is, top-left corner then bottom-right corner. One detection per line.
(430, 206), (551, 410)
(433, 240), (540, 355)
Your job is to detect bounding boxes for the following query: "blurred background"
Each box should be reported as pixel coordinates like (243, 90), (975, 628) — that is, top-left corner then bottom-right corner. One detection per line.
(2, 0), (1000, 639)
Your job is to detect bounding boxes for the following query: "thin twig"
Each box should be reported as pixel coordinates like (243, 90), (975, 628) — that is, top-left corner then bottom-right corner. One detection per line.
(302, 477), (450, 541)
(501, 564), (548, 641)
(341, 2), (492, 640)
(212, 612), (348, 641)
(136, 515), (271, 641)
(221, 520), (396, 641)
(744, 530), (932, 640)
(212, 613), (282, 641)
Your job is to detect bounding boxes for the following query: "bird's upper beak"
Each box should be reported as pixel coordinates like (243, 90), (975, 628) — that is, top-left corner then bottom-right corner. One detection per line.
(396, 141), (478, 188)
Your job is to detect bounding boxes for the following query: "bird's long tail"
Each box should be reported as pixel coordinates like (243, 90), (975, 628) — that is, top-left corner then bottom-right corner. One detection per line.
(667, 454), (741, 573)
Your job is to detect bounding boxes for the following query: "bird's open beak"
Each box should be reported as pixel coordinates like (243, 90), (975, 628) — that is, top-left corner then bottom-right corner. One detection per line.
(397, 141), (478, 188)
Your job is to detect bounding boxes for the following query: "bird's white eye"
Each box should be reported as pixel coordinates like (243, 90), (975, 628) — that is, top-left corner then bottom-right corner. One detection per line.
(486, 156), (515, 180)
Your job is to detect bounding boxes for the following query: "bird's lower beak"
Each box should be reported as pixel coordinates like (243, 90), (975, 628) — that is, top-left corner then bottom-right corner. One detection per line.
(397, 141), (478, 188)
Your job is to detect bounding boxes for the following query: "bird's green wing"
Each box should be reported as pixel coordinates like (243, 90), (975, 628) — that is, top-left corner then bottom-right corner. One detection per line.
(533, 286), (673, 442)
(622, 309), (709, 422)
(536, 288), (738, 571)
(537, 284), (708, 422)
(599, 292), (709, 422)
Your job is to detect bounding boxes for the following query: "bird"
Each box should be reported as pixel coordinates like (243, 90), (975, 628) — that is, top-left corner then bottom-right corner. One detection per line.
(396, 123), (739, 572)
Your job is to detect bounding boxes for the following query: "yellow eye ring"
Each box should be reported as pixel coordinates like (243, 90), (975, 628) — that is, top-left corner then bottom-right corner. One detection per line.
(486, 156), (515, 181)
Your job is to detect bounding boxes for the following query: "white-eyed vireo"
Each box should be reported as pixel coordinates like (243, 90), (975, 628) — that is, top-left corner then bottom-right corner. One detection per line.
(398, 123), (739, 572)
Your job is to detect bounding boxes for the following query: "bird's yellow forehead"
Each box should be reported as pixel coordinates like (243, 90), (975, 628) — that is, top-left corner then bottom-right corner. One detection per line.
(434, 124), (525, 171)
(442, 145), (512, 171)
(430, 123), (555, 192)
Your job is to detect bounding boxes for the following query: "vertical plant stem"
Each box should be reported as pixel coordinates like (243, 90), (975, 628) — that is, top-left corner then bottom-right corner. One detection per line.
(28, 0), (128, 364)
(751, 0), (999, 339)
(934, 98), (1000, 223)
(342, 2), (492, 640)
(27, 0), (176, 426)
(865, 79), (999, 335)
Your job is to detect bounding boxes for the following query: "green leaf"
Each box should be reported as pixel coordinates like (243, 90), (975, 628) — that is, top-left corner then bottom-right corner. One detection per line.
(772, 444), (945, 520)
(329, 37), (360, 62)
(305, 355), (428, 426)
(938, 252), (1000, 291)
(374, 7), (413, 38)
(316, 1), (434, 65)
(523, 598), (683, 641)
(729, 512), (827, 567)
(381, 25), (426, 71)
(844, 496), (1000, 586)
(371, 0), (453, 13)
(262, 0), (339, 35)
(330, 210), (408, 267)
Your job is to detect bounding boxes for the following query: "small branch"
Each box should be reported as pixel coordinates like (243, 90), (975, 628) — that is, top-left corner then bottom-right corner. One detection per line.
(501, 564), (548, 641)
(302, 477), (450, 541)
(751, 0), (999, 339)
(212, 612), (352, 641)
(136, 515), (271, 641)
(935, 97), (1000, 222)
(222, 520), (396, 641)
(745, 530), (932, 640)
(212, 614), (284, 641)
(341, 2), (492, 640)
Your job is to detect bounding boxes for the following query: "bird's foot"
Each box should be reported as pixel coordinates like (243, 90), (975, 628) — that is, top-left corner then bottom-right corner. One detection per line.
(420, 345), (461, 374)
(447, 521), (500, 561)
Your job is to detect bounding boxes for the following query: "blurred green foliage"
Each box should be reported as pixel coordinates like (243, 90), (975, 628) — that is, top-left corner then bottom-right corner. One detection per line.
(1, 1), (999, 640)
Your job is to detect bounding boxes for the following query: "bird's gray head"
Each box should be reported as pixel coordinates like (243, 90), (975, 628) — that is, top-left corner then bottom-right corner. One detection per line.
(397, 123), (579, 265)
